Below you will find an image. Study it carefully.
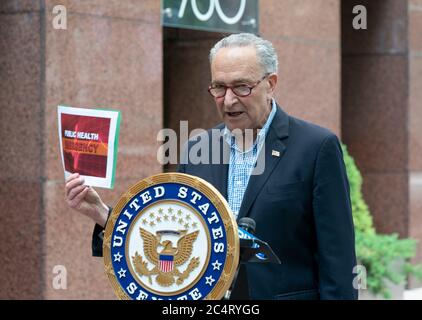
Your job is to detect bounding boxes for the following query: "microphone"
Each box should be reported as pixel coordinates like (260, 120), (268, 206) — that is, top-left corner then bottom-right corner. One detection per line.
(238, 217), (258, 241)
(224, 218), (257, 300)
(238, 217), (256, 235)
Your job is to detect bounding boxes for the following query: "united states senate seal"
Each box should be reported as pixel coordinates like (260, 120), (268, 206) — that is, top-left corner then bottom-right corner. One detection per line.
(103, 173), (239, 300)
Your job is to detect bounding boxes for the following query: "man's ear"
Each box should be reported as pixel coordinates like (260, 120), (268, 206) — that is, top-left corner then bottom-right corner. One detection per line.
(267, 73), (278, 94)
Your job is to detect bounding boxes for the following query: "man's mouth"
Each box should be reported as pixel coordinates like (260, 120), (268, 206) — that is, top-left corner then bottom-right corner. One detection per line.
(226, 111), (244, 117)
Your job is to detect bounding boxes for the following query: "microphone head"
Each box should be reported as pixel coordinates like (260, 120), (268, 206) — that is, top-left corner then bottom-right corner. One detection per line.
(238, 217), (256, 235)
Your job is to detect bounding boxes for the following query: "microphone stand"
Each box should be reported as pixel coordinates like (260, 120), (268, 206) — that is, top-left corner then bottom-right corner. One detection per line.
(224, 238), (281, 300)
(225, 264), (249, 299)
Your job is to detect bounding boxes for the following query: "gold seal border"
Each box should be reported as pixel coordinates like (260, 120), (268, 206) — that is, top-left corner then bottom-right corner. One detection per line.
(103, 172), (239, 300)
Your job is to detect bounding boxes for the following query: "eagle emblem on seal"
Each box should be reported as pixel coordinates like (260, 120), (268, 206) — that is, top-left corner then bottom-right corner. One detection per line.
(132, 228), (200, 287)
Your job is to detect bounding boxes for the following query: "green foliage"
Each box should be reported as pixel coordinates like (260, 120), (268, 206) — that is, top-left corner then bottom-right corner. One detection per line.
(342, 144), (422, 299)
(341, 146), (374, 235)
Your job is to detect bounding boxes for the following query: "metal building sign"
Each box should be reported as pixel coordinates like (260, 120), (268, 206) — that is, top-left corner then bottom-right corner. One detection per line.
(162, 0), (259, 34)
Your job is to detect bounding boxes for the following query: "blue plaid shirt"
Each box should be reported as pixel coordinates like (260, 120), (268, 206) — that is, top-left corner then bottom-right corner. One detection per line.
(224, 100), (277, 218)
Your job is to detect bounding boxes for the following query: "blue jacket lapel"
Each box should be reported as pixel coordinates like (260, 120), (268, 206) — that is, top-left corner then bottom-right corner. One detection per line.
(237, 106), (289, 220)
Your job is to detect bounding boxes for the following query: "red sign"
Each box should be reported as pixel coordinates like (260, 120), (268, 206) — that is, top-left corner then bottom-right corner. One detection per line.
(61, 113), (111, 178)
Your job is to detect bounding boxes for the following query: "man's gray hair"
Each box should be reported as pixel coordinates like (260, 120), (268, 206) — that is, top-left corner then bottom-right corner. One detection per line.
(209, 33), (278, 74)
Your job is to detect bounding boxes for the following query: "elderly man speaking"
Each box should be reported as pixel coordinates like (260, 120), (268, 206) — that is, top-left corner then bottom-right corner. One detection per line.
(65, 33), (357, 300)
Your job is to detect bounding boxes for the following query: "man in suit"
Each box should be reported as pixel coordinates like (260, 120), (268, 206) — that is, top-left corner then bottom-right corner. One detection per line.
(65, 33), (357, 300)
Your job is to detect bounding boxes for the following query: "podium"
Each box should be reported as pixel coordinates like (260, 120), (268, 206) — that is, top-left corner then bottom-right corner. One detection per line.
(225, 237), (281, 300)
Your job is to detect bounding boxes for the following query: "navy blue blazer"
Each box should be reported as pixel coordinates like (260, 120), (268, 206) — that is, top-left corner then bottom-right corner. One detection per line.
(177, 105), (357, 300)
(93, 105), (357, 300)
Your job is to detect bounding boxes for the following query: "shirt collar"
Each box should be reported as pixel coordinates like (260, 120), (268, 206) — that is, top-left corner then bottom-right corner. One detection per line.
(223, 99), (277, 152)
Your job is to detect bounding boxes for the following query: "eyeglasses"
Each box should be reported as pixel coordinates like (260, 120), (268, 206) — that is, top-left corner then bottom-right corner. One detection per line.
(208, 74), (269, 98)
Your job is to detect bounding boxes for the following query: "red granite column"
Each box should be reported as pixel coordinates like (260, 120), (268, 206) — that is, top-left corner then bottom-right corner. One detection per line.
(0, 1), (43, 299)
(43, 0), (163, 299)
(342, 0), (410, 237)
(261, 0), (342, 136)
(409, 0), (422, 287)
(0, 0), (163, 299)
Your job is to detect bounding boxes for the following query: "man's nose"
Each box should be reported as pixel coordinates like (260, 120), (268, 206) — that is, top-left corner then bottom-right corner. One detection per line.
(223, 87), (238, 107)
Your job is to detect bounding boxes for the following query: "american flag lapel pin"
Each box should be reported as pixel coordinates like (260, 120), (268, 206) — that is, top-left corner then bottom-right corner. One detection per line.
(272, 150), (280, 157)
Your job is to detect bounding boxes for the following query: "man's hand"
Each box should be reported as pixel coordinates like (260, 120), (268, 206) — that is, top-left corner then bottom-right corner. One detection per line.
(65, 173), (109, 227)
